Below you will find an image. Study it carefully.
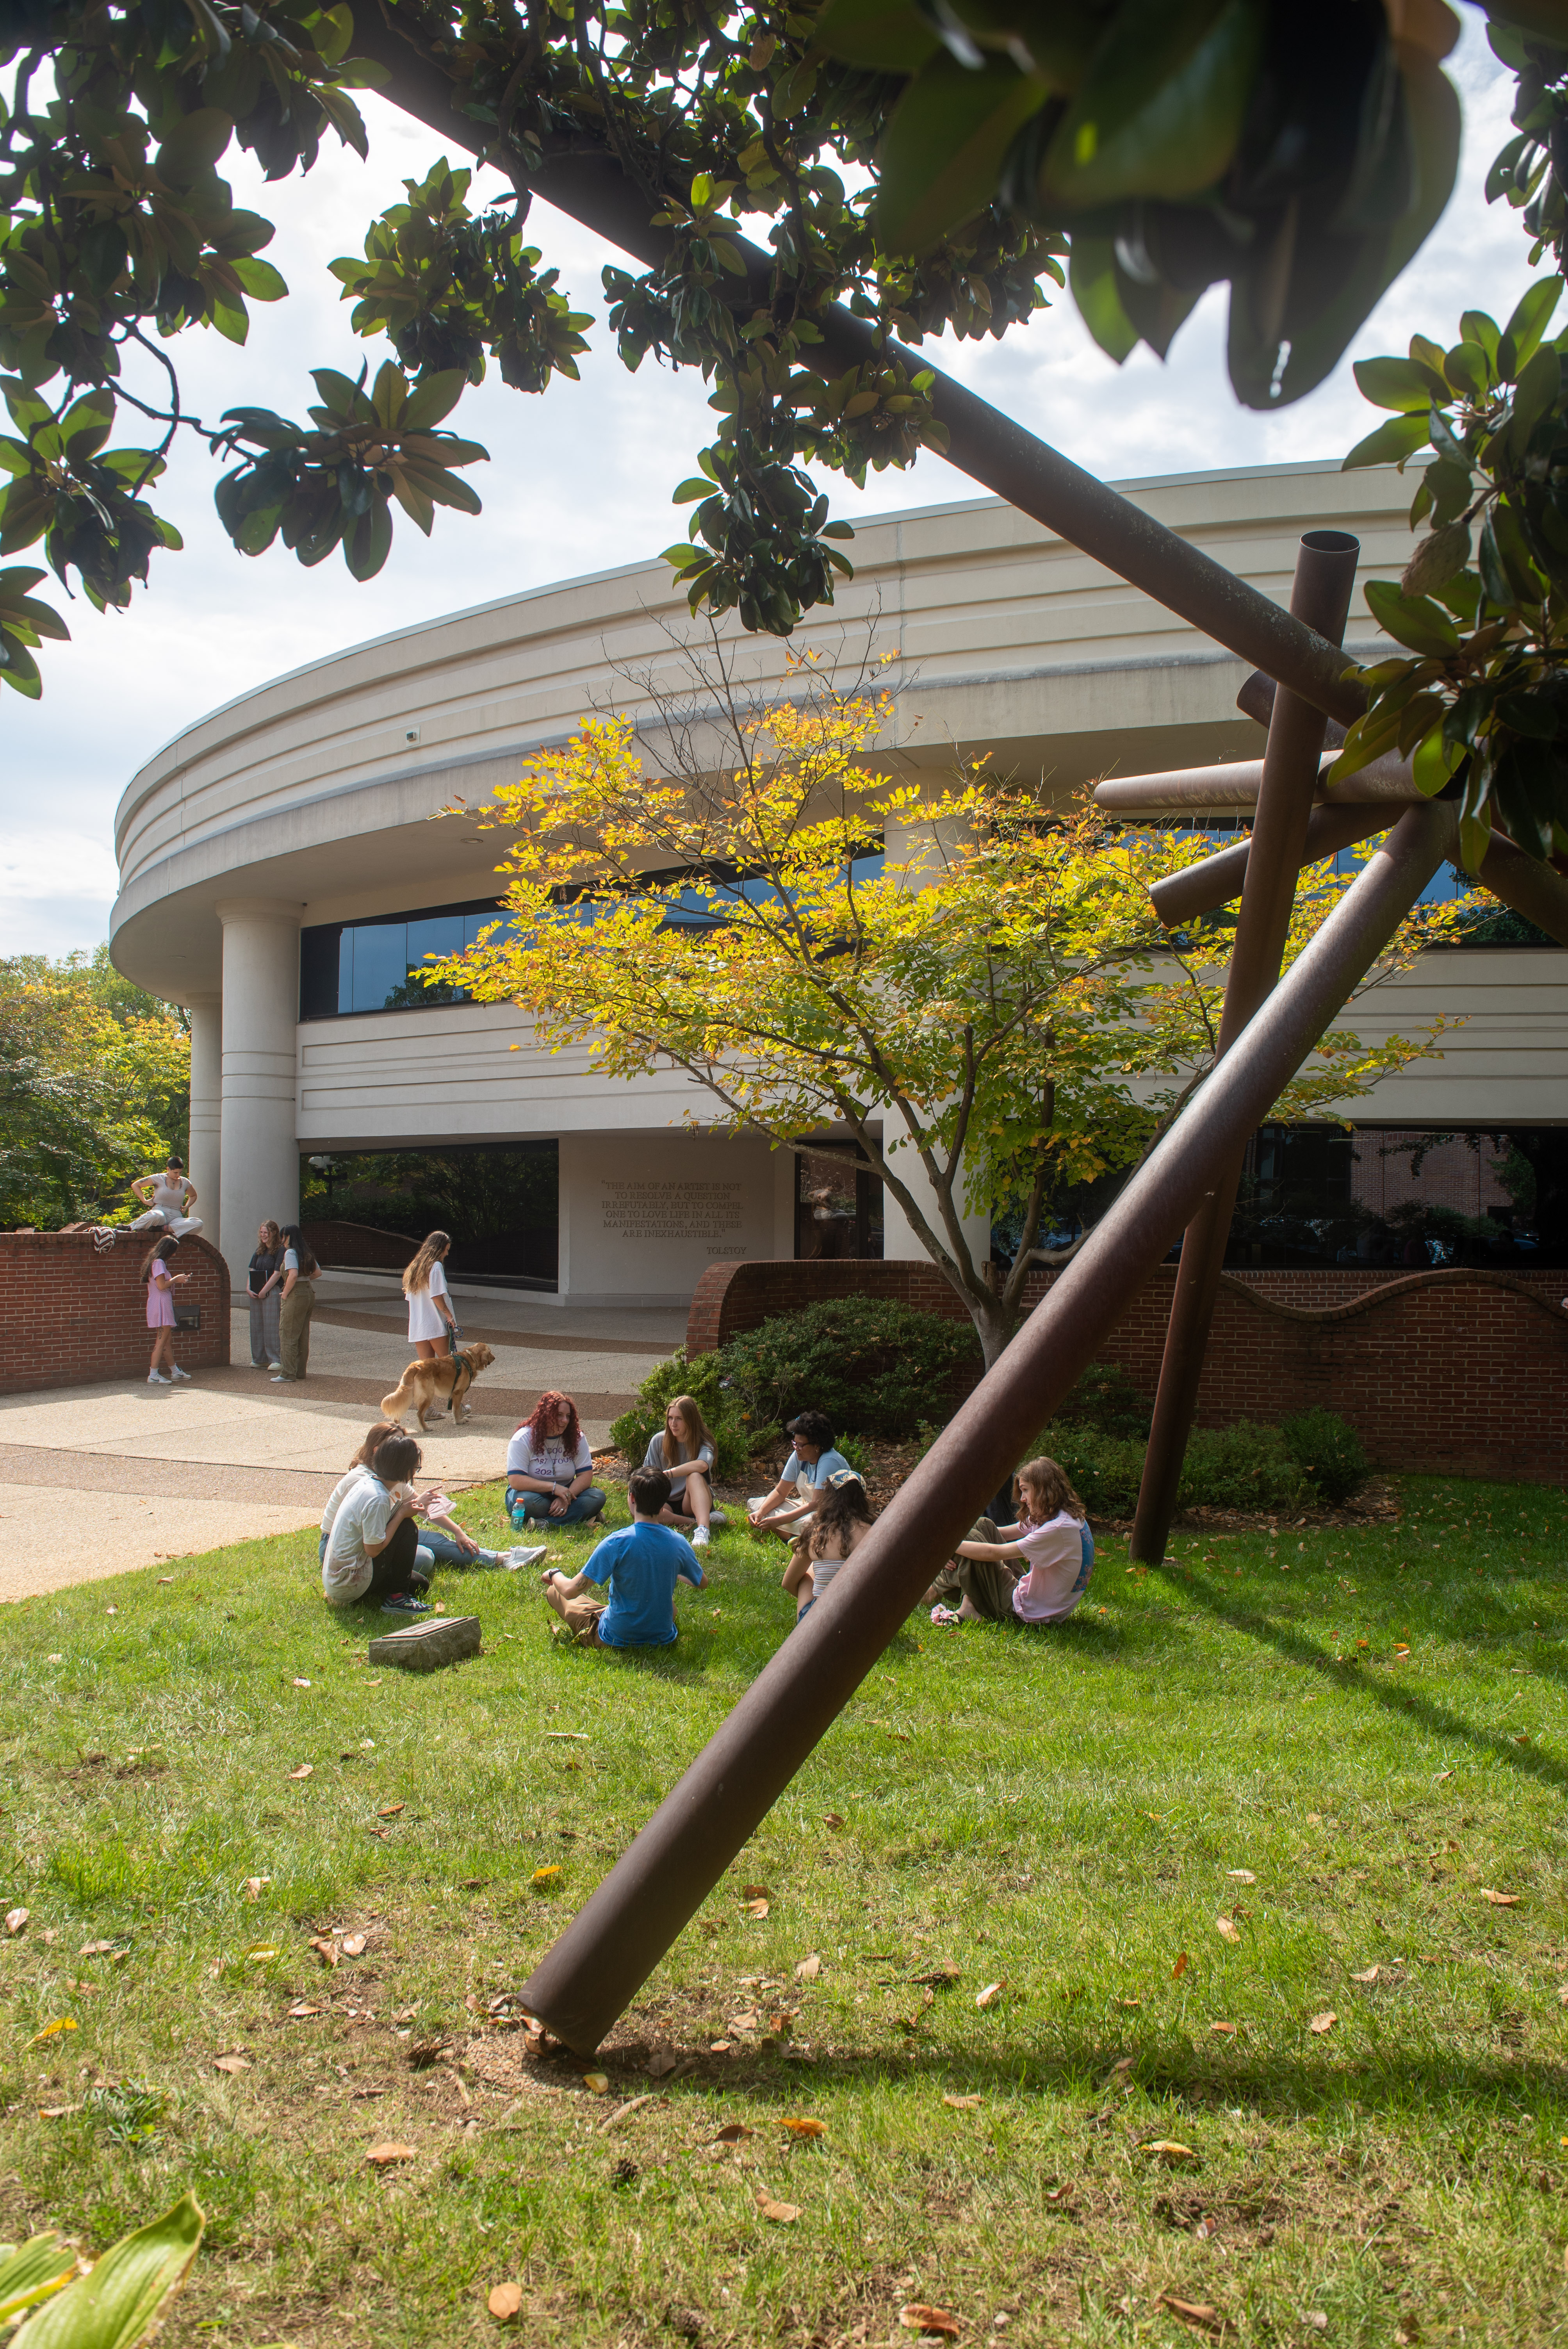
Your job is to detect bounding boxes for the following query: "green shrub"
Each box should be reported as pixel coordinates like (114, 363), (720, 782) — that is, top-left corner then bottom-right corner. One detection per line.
(609, 1350), (759, 1479)
(1279, 1407), (1370, 1505)
(1053, 1360), (1153, 1440)
(715, 1296), (980, 1440)
(1030, 1417), (1310, 1518)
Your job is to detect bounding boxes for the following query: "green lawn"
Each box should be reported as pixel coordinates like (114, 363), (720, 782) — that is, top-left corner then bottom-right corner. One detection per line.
(2, 1476), (1566, 2348)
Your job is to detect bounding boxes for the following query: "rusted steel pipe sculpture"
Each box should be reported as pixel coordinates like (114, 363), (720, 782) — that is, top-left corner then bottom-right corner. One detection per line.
(1129, 534), (1360, 1565)
(1148, 804), (1413, 927)
(522, 801), (1455, 2054)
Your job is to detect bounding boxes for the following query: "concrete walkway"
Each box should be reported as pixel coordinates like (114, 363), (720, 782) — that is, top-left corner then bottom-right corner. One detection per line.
(2, 1279), (684, 1602)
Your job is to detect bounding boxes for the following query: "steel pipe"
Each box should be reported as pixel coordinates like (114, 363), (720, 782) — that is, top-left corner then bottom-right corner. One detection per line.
(519, 799), (1454, 2054)
(1093, 756), (1425, 817)
(1149, 803), (1415, 926)
(1131, 533), (1359, 1566)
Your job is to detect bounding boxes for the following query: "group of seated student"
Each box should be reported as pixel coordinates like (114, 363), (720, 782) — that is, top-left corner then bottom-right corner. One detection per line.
(320, 1421), (546, 1616)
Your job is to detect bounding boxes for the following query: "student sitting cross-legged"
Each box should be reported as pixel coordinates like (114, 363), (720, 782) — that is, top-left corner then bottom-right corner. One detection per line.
(540, 1467), (705, 1649)
(923, 1455), (1094, 1628)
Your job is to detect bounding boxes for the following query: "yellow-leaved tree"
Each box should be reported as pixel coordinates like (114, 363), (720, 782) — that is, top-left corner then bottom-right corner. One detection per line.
(431, 649), (1458, 1367)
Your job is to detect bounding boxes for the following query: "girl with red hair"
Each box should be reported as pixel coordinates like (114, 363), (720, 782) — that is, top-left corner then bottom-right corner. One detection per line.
(506, 1390), (606, 1528)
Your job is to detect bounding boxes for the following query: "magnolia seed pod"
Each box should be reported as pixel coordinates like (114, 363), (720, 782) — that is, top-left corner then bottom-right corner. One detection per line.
(1401, 519), (1472, 599)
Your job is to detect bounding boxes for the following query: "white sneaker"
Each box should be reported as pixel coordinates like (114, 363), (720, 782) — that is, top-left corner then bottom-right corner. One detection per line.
(169, 1365), (191, 1381)
(505, 1545), (549, 1571)
(691, 1526), (710, 1548)
(147, 1370), (170, 1384)
(268, 1360), (282, 1371)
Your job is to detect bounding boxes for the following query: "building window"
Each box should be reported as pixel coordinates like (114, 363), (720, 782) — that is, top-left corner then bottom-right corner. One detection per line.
(1227, 1125), (1568, 1268)
(299, 901), (518, 1019)
(299, 1142), (558, 1289)
(793, 1145), (884, 1260)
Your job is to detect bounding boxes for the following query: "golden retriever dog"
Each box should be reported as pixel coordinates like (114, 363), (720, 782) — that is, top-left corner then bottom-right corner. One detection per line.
(381, 1342), (496, 1432)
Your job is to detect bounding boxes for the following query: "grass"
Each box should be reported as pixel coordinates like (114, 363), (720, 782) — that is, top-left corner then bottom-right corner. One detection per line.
(1, 1475), (1566, 2348)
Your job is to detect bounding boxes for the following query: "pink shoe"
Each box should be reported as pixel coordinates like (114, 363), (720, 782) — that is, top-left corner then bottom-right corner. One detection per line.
(930, 1604), (962, 1627)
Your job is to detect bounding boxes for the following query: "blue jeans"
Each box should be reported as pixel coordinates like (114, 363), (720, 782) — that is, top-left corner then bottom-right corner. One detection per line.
(418, 1527), (511, 1568)
(508, 1485), (606, 1527)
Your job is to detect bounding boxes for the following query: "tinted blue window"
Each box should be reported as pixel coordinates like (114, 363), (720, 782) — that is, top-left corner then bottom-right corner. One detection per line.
(351, 922), (410, 1011)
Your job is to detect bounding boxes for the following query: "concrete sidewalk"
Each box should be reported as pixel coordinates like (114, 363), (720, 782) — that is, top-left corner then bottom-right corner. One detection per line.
(2, 1282), (681, 1602)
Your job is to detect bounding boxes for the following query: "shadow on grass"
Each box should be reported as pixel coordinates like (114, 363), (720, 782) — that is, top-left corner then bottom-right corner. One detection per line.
(1174, 1572), (1568, 1794)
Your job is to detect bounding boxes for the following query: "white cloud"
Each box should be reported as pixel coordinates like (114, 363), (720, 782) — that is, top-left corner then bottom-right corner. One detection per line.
(0, 12), (1540, 956)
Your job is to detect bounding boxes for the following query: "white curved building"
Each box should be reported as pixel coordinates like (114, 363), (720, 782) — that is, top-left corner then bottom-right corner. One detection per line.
(110, 460), (1568, 1303)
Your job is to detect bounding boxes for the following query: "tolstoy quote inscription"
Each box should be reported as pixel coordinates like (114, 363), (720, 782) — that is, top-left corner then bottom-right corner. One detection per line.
(602, 1180), (746, 1250)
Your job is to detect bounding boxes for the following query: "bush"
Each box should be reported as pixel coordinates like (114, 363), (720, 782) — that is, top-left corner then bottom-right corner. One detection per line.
(609, 1350), (761, 1480)
(715, 1296), (980, 1440)
(1279, 1407), (1370, 1505)
(1030, 1418), (1310, 1518)
(1053, 1360), (1153, 1440)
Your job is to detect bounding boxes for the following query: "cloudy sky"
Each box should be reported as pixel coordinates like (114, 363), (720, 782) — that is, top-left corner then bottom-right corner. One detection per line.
(4, 14), (1542, 962)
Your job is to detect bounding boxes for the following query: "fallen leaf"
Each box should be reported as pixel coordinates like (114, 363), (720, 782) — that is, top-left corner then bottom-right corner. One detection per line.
(899, 2307), (962, 2339)
(1480, 1888), (1521, 1907)
(157, 1576), (173, 1584)
(378, 1803), (404, 1819)
(1172, 1951), (1190, 1981)
(646, 2042), (677, 2080)
(742, 1882), (772, 1900)
(1226, 1870), (1256, 1884)
(37, 2105), (79, 2120)
(582, 2072), (609, 2096)
(744, 1899), (770, 1920)
(242, 1877), (270, 1901)
(286, 2002), (322, 2018)
(487, 2282), (523, 2322)
(247, 1946), (278, 1963)
(213, 2053), (250, 2075)
(943, 2093), (982, 2109)
(821, 1813), (845, 1829)
(292, 1677), (311, 1688)
(543, 1730), (589, 1741)
(795, 1953), (822, 1982)
(531, 1866), (562, 1886)
(912, 1961), (962, 1987)
(28, 2019), (77, 2047)
(777, 2116), (826, 2137)
(975, 1980), (1005, 2010)
(755, 2194), (800, 2223)
(1209, 2022), (1237, 2037)
(341, 1934), (368, 1958)
(365, 2142), (416, 2166)
(79, 1939), (117, 1957)
(1351, 1966), (1381, 1985)
(1215, 1916), (1241, 1944)
(308, 1936), (339, 1968)
(713, 2123), (754, 2143)
(1308, 2011), (1338, 2035)
(1156, 2294), (1226, 2335)
(1109, 2057), (1134, 2075)
(1044, 2182), (1072, 2205)
(1143, 2140), (1199, 2162)
(5, 1906), (28, 1935)
(287, 1764), (314, 1781)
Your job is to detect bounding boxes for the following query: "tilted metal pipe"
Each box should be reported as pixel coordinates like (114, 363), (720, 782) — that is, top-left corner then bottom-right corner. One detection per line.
(1149, 802), (1417, 925)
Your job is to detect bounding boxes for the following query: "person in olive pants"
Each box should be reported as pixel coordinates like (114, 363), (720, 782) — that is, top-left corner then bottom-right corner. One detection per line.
(273, 1223), (317, 1383)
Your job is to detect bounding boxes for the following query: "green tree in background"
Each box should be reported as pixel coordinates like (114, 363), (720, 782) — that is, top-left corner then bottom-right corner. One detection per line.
(0, 947), (190, 1229)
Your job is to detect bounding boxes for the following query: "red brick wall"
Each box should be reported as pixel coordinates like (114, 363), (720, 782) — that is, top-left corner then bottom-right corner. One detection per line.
(686, 1258), (1568, 1485)
(0, 1231), (232, 1395)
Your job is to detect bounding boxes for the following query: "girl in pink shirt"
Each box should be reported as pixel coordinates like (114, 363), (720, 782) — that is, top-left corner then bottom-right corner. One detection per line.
(926, 1457), (1092, 1627)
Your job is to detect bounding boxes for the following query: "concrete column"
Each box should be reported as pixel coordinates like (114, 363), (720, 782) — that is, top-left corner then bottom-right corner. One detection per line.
(216, 898), (301, 1289)
(185, 997), (222, 1252)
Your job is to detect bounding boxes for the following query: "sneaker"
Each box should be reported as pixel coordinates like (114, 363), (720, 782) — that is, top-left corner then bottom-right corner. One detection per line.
(691, 1526), (710, 1548)
(380, 1592), (433, 1616)
(270, 1375), (295, 1383)
(930, 1604), (962, 1627)
(268, 1360), (282, 1371)
(505, 1545), (549, 1572)
(169, 1365), (192, 1381)
(147, 1370), (171, 1385)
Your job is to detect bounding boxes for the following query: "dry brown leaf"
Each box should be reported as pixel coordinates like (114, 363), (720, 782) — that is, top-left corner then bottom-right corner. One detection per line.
(646, 2041), (678, 2080)
(341, 1934), (368, 1958)
(582, 2072), (609, 2095)
(286, 2001), (322, 2018)
(1157, 2294), (1226, 2336)
(1308, 2011), (1338, 2035)
(943, 2094), (982, 2109)
(913, 1961), (962, 1987)
(378, 1803), (404, 1818)
(308, 1936), (339, 1968)
(1480, 1888), (1521, 1906)
(776, 2116), (825, 2137)
(755, 2194), (800, 2223)
(38, 2105), (79, 2120)
(1142, 2140), (1199, 2162)
(821, 1813), (846, 1830)
(487, 2283), (523, 2323)
(743, 1899), (770, 1920)
(1351, 1965), (1381, 1984)
(4, 1906), (29, 1936)
(1209, 2022), (1237, 2037)
(242, 1877), (269, 1902)
(975, 1980), (1004, 2010)
(713, 2123), (754, 2143)
(1226, 1869), (1256, 1884)
(213, 2053), (250, 2075)
(291, 1677), (311, 1688)
(287, 1764), (314, 1781)
(795, 1953), (822, 1982)
(1044, 2182), (1072, 2205)
(79, 1939), (116, 1957)
(1109, 2057), (1134, 2076)
(899, 2307), (962, 2338)
(1215, 1916), (1241, 1944)
(365, 2142), (416, 2166)
(742, 1882), (772, 1900)
(1172, 1951), (1190, 1981)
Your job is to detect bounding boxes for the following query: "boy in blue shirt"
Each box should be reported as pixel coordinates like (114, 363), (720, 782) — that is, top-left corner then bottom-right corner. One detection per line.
(540, 1467), (704, 1647)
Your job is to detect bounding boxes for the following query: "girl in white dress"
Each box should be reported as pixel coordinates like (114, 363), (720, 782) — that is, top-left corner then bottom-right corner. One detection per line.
(403, 1230), (457, 1359)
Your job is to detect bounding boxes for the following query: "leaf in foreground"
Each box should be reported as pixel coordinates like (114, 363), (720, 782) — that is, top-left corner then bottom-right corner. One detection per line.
(340, 1934), (368, 1957)
(898, 2304), (962, 2337)
(743, 1899), (770, 1919)
(287, 1764), (314, 1780)
(1142, 2140), (1199, 2162)
(1215, 1916), (1241, 1944)
(0, 2235), (75, 2327)
(365, 2144), (416, 2166)
(1351, 1965), (1381, 1984)
(487, 2283), (522, 2322)
(1226, 1869), (1256, 1884)
(5, 1908), (29, 1935)
(943, 2093), (982, 2108)
(974, 1980), (1004, 2009)
(776, 2116), (825, 2137)
(28, 2021), (77, 2047)
(1480, 1888), (1521, 1906)
(754, 2194), (800, 2223)
(795, 1953), (821, 1981)
(11, 2190), (203, 2349)
(1171, 1951), (1190, 1980)
(1308, 2011), (1338, 2035)
(1156, 2293), (1229, 2337)
(212, 2055), (249, 2075)
(713, 2123), (754, 2143)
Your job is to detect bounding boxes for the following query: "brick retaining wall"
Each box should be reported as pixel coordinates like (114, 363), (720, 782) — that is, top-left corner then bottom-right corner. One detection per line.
(686, 1258), (1568, 1485)
(0, 1230), (232, 1395)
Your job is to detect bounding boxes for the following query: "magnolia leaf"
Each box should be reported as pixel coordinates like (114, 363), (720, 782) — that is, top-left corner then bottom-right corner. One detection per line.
(1363, 579), (1461, 656)
(0, 2238), (76, 2328)
(365, 2143), (416, 2165)
(898, 2308), (961, 2338)
(1307, 2010), (1338, 2034)
(876, 54), (1053, 253)
(775, 2116), (826, 2137)
(1171, 1951), (1190, 1980)
(1215, 1916), (1241, 1944)
(1479, 1887), (1521, 1905)
(487, 2283), (523, 2322)
(794, 1953), (822, 1981)
(754, 2194), (800, 2223)
(11, 2192), (203, 2349)
(813, 0), (939, 72)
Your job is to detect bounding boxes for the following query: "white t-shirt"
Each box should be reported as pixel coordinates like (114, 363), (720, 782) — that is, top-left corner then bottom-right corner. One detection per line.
(507, 1426), (593, 1486)
(1010, 1509), (1090, 1623)
(321, 1465), (370, 1540)
(323, 1475), (397, 1605)
(407, 1260), (450, 1343)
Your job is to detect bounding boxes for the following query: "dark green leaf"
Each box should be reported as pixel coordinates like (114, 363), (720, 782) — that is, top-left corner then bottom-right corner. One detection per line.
(1342, 412), (1430, 470)
(1041, 0), (1265, 209)
(1363, 578), (1461, 656)
(876, 54), (1054, 252)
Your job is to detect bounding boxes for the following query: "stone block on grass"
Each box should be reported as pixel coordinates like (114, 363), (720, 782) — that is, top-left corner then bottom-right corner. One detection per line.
(368, 1615), (482, 1672)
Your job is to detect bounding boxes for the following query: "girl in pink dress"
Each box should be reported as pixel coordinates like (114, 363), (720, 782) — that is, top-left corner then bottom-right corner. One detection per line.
(143, 1237), (192, 1386)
